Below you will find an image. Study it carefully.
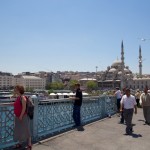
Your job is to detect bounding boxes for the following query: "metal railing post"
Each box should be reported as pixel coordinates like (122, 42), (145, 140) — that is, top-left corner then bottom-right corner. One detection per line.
(31, 96), (38, 141)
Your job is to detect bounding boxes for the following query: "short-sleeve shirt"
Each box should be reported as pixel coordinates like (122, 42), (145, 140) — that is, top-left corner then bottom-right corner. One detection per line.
(74, 88), (82, 106)
(140, 93), (150, 106)
(120, 95), (137, 109)
(115, 90), (122, 99)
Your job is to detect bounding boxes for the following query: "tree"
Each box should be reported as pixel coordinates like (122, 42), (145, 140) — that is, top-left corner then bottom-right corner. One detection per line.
(68, 80), (78, 91)
(26, 87), (34, 92)
(50, 81), (64, 90)
(86, 81), (98, 92)
(45, 83), (51, 90)
(48, 89), (54, 94)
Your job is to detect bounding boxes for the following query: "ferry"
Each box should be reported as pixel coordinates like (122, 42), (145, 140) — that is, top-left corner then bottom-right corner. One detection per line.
(0, 91), (14, 102)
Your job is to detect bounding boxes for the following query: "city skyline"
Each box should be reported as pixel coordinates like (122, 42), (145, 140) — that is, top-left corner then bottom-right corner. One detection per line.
(0, 0), (150, 75)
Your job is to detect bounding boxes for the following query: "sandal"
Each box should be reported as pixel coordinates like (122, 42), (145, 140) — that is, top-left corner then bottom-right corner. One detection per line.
(26, 145), (32, 150)
(13, 144), (22, 149)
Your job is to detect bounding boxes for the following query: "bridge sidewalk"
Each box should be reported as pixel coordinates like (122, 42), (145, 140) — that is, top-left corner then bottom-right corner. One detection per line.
(33, 108), (150, 150)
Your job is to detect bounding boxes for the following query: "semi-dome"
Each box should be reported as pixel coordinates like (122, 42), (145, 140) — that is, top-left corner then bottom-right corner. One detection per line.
(109, 68), (116, 72)
(111, 60), (122, 67)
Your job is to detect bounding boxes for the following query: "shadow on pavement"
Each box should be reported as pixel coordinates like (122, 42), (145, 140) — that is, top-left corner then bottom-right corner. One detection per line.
(124, 133), (142, 138)
(138, 119), (145, 122)
(131, 133), (142, 138)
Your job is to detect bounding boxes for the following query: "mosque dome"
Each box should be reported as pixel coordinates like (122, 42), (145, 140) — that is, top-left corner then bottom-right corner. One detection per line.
(111, 60), (122, 67)
(124, 68), (130, 73)
(118, 71), (122, 75)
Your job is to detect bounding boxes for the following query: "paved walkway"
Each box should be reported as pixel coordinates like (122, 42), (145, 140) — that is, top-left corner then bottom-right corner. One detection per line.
(33, 108), (150, 150)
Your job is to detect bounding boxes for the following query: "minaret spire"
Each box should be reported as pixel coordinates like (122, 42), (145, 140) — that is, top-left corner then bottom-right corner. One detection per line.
(121, 40), (125, 68)
(139, 45), (142, 78)
(120, 40), (125, 89)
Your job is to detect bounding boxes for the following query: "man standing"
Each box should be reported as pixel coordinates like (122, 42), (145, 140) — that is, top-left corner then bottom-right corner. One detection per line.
(119, 88), (126, 124)
(140, 86), (150, 125)
(135, 89), (141, 108)
(115, 87), (122, 113)
(70, 83), (83, 131)
(120, 88), (137, 135)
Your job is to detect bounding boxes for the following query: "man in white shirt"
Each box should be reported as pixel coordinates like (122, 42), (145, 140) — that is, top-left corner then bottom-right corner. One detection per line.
(120, 88), (137, 135)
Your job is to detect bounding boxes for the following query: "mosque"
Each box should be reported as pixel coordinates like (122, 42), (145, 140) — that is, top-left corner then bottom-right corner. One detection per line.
(98, 41), (150, 90)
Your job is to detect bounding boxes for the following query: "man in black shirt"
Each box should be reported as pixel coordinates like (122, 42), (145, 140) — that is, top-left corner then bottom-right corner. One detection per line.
(70, 83), (83, 130)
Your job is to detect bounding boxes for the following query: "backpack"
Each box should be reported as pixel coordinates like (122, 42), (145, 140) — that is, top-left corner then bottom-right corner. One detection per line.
(26, 96), (34, 119)
(20, 96), (34, 119)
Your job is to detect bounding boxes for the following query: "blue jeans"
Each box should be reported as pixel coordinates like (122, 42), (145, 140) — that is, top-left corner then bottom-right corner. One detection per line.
(73, 105), (81, 126)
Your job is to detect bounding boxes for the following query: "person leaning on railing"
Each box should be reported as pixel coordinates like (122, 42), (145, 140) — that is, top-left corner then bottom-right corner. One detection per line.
(1, 85), (32, 150)
(114, 87), (122, 114)
(70, 83), (84, 131)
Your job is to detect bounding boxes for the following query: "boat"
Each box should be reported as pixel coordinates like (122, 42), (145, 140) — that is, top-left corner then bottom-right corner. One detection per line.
(0, 91), (14, 102)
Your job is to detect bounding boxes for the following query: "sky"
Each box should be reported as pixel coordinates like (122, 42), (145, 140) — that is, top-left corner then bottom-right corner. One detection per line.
(0, 0), (150, 75)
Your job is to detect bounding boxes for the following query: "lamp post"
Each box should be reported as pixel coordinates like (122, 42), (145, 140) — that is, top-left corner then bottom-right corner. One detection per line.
(96, 66), (98, 79)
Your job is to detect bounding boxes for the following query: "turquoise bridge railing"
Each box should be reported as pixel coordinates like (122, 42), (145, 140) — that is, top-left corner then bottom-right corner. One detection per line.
(0, 96), (117, 149)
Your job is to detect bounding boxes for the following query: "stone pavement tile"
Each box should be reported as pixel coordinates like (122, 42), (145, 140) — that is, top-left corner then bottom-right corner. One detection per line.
(33, 144), (55, 150)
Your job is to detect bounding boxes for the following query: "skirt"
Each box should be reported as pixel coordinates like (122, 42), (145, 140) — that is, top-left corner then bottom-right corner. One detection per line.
(14, 115), (31, 143)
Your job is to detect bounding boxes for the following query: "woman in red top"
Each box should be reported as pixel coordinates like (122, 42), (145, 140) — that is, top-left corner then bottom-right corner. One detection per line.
(13, 85), (32, 150)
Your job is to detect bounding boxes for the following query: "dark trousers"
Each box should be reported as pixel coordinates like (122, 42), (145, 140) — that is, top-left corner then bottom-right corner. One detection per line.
(136, 99), (140, 107)
(124, 109), (134, 134)
(117, 98), (121, 112)
(143, 106), (150, 124)
(120, 110), (124, 123)
(73, 105), (81, 126)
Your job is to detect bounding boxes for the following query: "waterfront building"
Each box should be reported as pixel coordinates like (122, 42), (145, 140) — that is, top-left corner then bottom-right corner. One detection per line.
(0, 72), (13, 90)
(13, 75), (46, 90)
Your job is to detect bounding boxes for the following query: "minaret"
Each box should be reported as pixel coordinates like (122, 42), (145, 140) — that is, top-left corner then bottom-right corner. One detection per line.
(121, 40), (125, 89)
(139, 45), (142, 78)
(121, 40), (125, 68)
